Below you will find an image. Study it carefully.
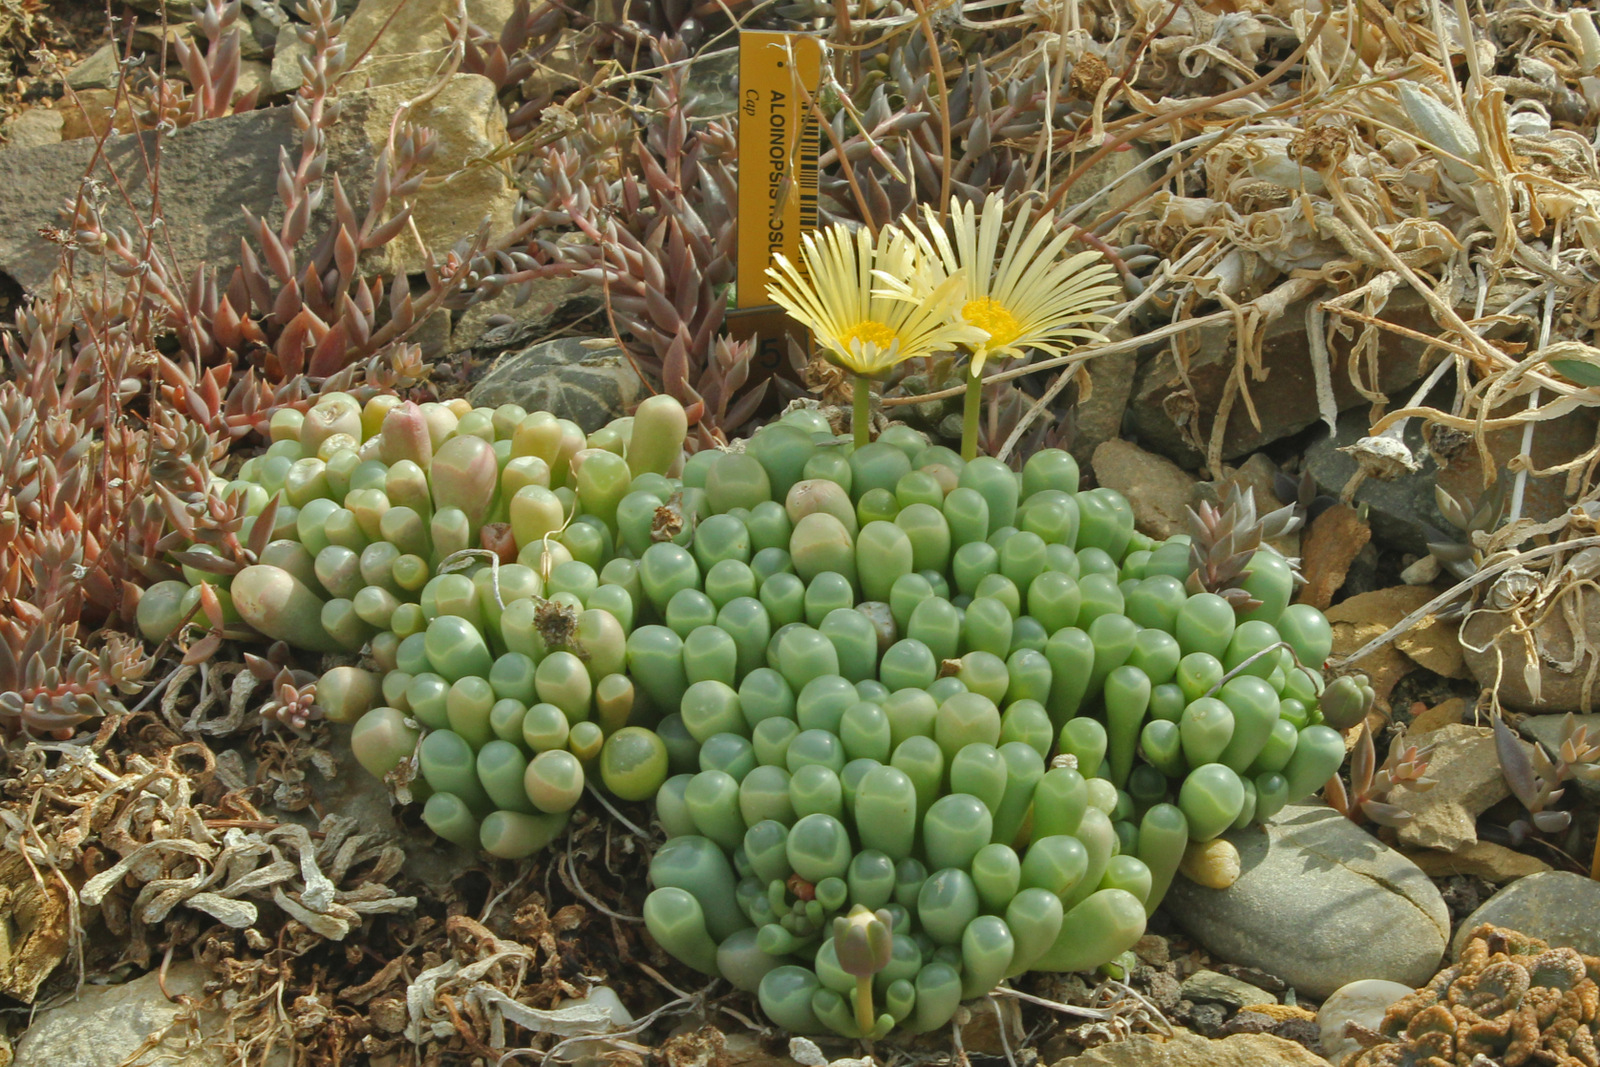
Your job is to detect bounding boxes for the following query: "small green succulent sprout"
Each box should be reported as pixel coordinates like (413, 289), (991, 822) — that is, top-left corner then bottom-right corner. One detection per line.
(1318, 672), (1375, 731)
(832, 904), (896, 1037)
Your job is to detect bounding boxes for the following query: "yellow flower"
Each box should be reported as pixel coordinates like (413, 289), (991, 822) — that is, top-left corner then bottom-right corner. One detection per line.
(891, 193), (1122, 376)
(765, 222), (984, 379)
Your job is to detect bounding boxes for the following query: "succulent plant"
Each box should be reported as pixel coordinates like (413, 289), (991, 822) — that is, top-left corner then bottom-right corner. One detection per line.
(137, 0), (262, 131)
(1427, 482), (1505, 582)
(1325, 722), (1437, 830)
(1493, 713), (1600, 846)
(1181, 481), (1302, 614)
(1345, 924), (1600, 1067)
(139, 385), (1352, 1038)
(512, 37), (763, 447)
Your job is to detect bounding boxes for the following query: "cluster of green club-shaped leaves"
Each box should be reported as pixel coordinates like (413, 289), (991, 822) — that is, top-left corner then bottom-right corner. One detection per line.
(623, 415), (1348, 1039)
(136, 390), (692, 858)
(137, 390), (1353, 1040)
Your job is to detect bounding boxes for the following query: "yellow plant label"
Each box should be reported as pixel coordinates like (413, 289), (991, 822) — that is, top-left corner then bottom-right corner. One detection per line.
(729, 30), (822, 375)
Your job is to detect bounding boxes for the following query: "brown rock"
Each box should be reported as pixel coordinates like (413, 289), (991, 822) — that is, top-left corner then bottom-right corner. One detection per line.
(1461, 591), (1600, 713)
(1394, 614), (1466, 679)
(1239, 1003), (1317, 1023)
(1402, 840), (1552, 883)
(1326, 587), (1427, 713)
(1327, 586), (1464, 713)
(1391, 724), (1522, 852)
(1050, 1028), (1332, 1066)
(352, 76), (517, 277)
(959, 995), (1025, 1055)
(1092, 439), (1197, 539)
(1296, 504), (1371, 609)
(1133, 934), (1171, 966)
(1128, 288), (1442, 467)
(54, 89), (139, 141)
(719, 1033), (802, 1067)
(1406, 697), (1467, 736)
(1196, 453), (1299, 556)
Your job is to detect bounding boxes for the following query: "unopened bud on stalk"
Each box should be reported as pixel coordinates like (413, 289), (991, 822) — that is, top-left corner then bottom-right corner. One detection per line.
(379, 401), (433, 470)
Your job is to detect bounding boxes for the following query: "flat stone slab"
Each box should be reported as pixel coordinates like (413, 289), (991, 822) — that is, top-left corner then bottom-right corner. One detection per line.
(1452, 870), (1600, 960)
(1164, 804), (1449, 998)
(0, 75), (512, 291)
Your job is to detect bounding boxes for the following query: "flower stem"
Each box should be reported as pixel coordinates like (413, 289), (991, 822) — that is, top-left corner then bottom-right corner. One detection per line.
(854, 974), (875, 1036)
(853, 374), (872, 449)
(960, 367), (982, 461)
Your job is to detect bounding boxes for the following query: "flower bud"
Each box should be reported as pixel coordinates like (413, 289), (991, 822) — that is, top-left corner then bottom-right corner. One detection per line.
(831, 904), (894, 977)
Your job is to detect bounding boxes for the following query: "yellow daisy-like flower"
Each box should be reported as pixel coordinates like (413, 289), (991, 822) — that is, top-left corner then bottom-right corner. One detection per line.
(892, 193), (1123, 376)
(765, 222), (985, 379)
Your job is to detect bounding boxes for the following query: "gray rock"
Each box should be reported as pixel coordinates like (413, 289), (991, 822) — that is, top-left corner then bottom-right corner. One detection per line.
(1164, 804), (1450, 998)
(1303, 407), (1445, 555)
(2, 107), (64, 150)
(685, 47), (740, 119)
(1055, 140), (1154, 217)
(468, 336), (645, 432)
(1187, 1002), (1228, 1037)
(1307, 386), (1599, 559)
(1452, 870), (1600, 959)
(450, 277), (587, 355)
(66, 44), (121, 91)
(297, 730), (461, 893)
(1179, 971), (1276, 1009)
(1317, 979), (1414, 1065)
(0, 75), (512, 291)
(12, 961), (288, 1067)
(1069, 345), (1137, 466)
(1220, 1011), (1277, 1036)
(1128, 290), (1437, 470)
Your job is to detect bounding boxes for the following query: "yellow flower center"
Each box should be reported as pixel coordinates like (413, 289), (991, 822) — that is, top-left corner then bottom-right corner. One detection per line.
(962, 297), (1021, 350)
(842, 320), (898, 350)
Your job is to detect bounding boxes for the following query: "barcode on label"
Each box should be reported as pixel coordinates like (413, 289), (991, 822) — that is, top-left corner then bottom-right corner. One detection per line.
(796, 112), (819, 281)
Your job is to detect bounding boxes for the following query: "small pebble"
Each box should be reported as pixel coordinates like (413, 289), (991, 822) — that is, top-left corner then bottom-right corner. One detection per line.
(1400, 554), (1439, 584)
(1188, 1002), (1227, 1037)
(1317, 979), (1415, 1064)
(1274, 1017), (1324, 1052)
(1144, 970), (1182, 1012)
(1180, 970), (1277, 1009)
(1223, 1010), (1277, 1035)
(1240, 1003), (1316, 1022)
(1133, 934), (1170, 965)
(1217, 963), (1288, 993)
(1178, 838), (1241, 888)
